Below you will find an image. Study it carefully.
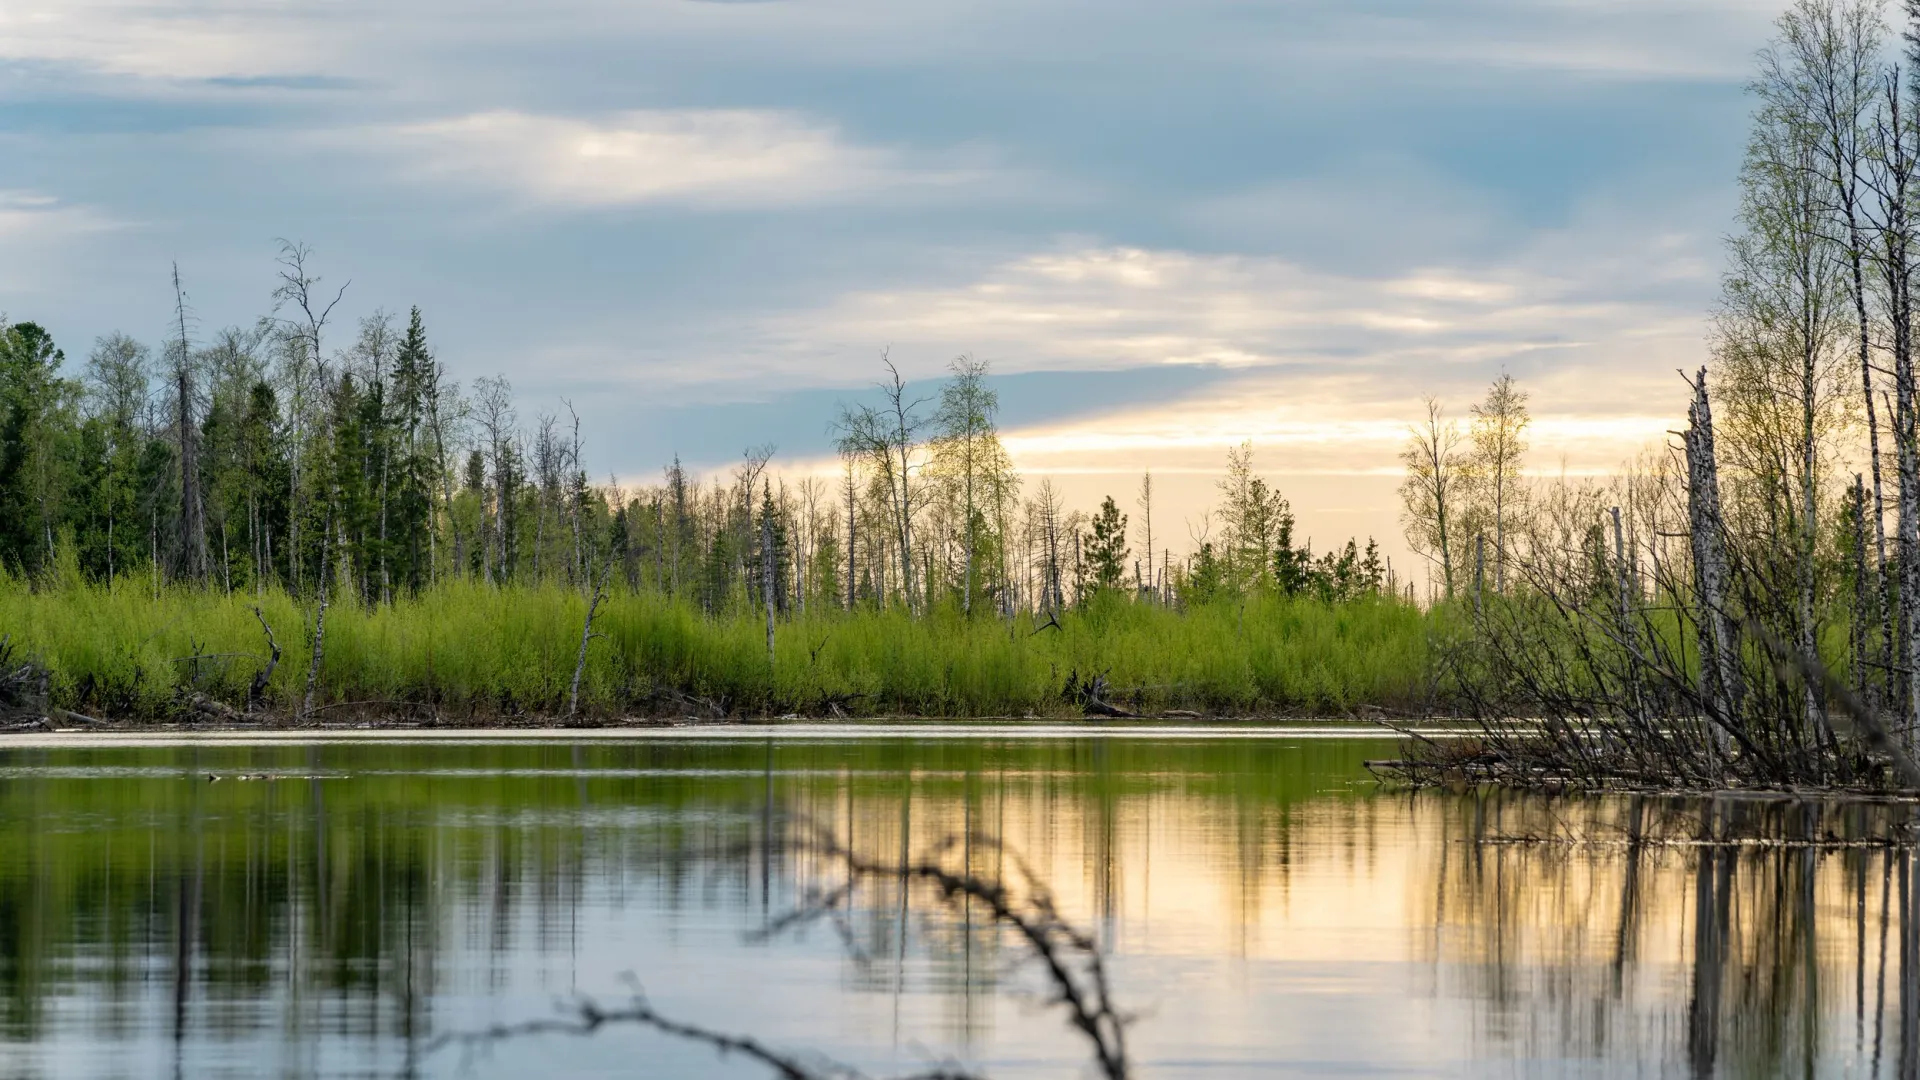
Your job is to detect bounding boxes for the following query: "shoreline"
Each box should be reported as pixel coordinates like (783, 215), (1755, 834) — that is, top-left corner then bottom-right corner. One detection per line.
(0, 719), (1452, 747)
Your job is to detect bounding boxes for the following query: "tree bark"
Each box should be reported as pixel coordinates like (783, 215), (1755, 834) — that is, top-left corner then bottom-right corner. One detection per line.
(568, 568), (607, 719)
(1683, 370), (1741, 747)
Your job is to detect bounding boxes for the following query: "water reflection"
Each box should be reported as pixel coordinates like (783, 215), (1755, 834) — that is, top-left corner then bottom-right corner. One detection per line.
(2, 737), (1919, 1076)
(1420, 792), (1920, 1078)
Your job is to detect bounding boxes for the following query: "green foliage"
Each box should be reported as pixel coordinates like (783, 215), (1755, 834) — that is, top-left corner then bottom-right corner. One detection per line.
(0, 322), (80, 575)
(1084, 496), (1129, 591)
(0, 578), (1433, 719)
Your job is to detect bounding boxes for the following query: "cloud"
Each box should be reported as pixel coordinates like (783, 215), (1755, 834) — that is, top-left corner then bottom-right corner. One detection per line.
(0, 2), (328, 83)
(0, 191), (120, 295)
(205, 74), (359, 91)
(362, 109), (981, 209)
(743, 242), (1702, 385)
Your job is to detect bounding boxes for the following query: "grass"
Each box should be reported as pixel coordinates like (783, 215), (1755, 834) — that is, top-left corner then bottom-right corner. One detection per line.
(0, 575), (1438, 720)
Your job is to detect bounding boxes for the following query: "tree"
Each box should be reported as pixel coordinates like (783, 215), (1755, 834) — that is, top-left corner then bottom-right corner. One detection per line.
(1718, 40), (1853, 731)
(1085, 496), (1129, 592)
(388, 308), (437, 594)
(472, 375), (518, 584)
(834, 353), (929, 613)
(1468, 373), (1529, 594)
(1218, 441), (1284, 594)
(1400, 397), (1465, 599)
(0, 321), (78, 574)
(169, 264), (208, 583)
(1136, 471), (1154, 595)
(1271, 505), (1312, 597)
(930, 355), (1016, 616)
(79, 333), (151, 585)
(270, 240), (347, 594)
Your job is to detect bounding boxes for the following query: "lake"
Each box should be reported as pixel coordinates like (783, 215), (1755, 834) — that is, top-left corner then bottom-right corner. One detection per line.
(0, 724), (1908, 1078)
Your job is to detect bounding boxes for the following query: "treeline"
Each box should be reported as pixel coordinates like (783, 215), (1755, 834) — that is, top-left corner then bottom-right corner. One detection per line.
(0, 244), (1394, 621)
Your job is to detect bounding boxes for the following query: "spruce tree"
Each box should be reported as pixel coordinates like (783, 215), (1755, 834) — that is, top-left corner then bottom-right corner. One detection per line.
(1085, 496), (1130, 592)
(0, 322), (78, 573)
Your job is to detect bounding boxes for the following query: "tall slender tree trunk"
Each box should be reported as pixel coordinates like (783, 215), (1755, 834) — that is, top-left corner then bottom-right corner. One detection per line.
(173, 264), (205, 584)
(1684, 369), (1741, 755)
(762, 504), (777, 671)
(845, 466), (858, 610)
(301, 523), (333, 721)
(1494, 470), (1506, 594)
(963, 457), (975, 617)
(1800, 309), (1829, 743)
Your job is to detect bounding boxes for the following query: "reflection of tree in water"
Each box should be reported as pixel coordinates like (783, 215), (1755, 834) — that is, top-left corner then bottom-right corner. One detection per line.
(1421, 791), (1920, 1077)
(0, 736), (1378, 1075)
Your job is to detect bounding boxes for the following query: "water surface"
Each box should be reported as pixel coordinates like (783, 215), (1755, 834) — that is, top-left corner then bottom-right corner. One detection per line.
(0, 727), (1907, 1078)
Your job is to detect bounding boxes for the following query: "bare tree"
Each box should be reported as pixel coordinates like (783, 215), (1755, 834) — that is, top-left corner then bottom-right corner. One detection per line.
(1469, 373), (1529, 594)
(834, 353), (930, 614)
(170, 264), (207, 584)
(1136, 471), (1154, 597)
(270, 241), (348, 593)
(472, 376), (518, 585)
(1718, 55), (1853, 736)
(1399, 397), (1466, 599)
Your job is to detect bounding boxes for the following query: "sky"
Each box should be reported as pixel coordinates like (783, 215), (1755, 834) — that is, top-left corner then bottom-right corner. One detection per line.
(0, 0), (1784, 576)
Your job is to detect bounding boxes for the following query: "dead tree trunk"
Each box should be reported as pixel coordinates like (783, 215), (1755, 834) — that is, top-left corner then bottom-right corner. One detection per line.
(568, 567), (608, 719)
(762, 501), (777, 671)
(249, 606), (282, 713)
(173, 264), (206, 584)
(301, 531), (332, 721)
(1683, 370), (1741, 743)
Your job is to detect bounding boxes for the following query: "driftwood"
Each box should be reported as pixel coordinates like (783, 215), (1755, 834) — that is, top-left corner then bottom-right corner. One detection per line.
(1064, 670), (1136, 719)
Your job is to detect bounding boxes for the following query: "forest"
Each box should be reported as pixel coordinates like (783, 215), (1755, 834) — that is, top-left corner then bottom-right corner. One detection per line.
(16, 0), (1920, 755)
(0, 242), (1458, 722)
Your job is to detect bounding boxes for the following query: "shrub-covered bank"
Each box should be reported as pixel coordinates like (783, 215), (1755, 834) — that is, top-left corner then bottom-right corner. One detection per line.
(0, 579), (1434, 723)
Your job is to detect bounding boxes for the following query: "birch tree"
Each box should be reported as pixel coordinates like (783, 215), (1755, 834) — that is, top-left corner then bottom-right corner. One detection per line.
(931, 355), (1016, 616)
(1400, 398), (1465, 599)
(1717, 45), (1856, 737)
(1468, 373), (1529, 594)
(834, 354), (929, 614)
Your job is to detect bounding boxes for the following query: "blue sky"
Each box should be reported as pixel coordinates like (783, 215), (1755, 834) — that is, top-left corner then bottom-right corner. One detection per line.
(0, 0), (1778, 564)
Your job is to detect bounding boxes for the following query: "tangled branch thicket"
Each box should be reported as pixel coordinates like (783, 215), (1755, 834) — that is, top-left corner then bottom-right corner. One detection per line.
(1376, 372), (1920, 792)
(1378, 0), (1920, 794)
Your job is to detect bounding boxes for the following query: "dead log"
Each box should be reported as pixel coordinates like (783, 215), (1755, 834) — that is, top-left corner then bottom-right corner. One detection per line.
(1082, 673), (1137, 719)
(0, 635), (51, 724)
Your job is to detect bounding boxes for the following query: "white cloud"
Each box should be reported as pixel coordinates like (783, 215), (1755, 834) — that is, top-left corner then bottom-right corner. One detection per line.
(0, 1), (332, 82)
(360, 109), (979, 209)
(746, 243), (1700, 384)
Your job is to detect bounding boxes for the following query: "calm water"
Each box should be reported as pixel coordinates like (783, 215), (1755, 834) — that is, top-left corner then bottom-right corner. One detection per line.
(0, 725), (1910, 1079)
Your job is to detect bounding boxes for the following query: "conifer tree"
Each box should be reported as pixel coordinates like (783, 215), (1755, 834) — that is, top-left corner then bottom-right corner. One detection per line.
(1085, 496), (1130, 592)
